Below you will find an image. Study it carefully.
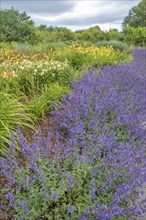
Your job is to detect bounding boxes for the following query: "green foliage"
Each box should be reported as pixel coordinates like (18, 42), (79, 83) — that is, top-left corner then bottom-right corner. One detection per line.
(0, 5), (145, 47)
(95, 40), (128, 52)
(27, 83), (70, 123)
(0, 56), (74, 150)
(0, 42), (18, 50)
(57, 50), (91, 69)
(0, 74), (21, 95)
(36, 26), (75, 43)
(22, 42), (67, 52)
(122, 0), (146, 28)
(0, 41), (67, 53)
(0, 59), (74, 96)
(55, 43), (131, 70)
(123, 26), (146, 46)
(80, 26), (106, 42)
(0, 8), (38, 43)
(106, 29), (124, 41)
(0, 93), (33, 154)
(7, 155), (112, 220)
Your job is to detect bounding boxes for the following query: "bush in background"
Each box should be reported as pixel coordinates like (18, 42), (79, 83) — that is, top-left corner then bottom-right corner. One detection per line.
(95, 40), (128, 52)
(123, 27), (146, 46)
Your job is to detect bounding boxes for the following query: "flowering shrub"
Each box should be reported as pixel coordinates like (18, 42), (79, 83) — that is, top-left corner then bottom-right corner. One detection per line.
(1, 49), (145, 219)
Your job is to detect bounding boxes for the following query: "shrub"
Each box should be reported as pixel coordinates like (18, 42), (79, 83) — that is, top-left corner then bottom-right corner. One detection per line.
(123, 27), (146, 46)
(95, 40), (128, 52)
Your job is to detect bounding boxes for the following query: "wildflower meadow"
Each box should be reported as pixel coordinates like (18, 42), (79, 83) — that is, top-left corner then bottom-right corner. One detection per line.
(1, 1), (146, 219)
(0, 44), (146, 219)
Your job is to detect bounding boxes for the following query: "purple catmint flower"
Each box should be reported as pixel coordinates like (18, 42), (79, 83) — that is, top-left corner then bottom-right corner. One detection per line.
(6, 192), (14, 203)
(90, 188), (96, 200)
(21, 200), (29, 215)
(18, 217), (24, 220)
(52, 192), (58, 201)
(77, 217), (87, 220)
(67, 176), (74, 188)
(43, 191), (49, 198)
(68, 206), (75, 212)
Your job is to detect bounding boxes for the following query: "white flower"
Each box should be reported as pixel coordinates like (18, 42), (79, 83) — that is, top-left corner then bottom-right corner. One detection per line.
(41, 72), (44, 76)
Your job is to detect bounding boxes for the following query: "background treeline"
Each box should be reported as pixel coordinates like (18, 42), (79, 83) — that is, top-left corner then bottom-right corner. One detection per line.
(0, 0), (146, 46)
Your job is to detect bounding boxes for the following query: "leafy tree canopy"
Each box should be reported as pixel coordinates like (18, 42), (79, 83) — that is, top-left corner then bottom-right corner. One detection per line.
(0, 7), (37, 42)
(122, 0), (146, 28)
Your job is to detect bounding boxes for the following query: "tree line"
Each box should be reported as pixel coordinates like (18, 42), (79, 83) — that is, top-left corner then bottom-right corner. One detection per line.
(0, 0), (146, 46)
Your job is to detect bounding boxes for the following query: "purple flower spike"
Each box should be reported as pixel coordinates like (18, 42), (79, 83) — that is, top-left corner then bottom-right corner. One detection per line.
(52, 192), (58, 201)
(68, 206), (75, 212)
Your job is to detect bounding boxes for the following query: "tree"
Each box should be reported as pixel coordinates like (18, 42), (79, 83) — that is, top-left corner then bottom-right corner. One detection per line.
(123, 26), (146, 46)
(0, 7), (37, 43)
(122, 0), (146, 28)
(106, 29), (123, 41)
(81, 26), (106, 42)
(38, 24), (48, 31)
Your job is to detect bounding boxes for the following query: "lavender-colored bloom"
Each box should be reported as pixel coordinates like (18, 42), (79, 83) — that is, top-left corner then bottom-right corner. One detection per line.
(6, 192), (14, 203)
(67, 176), (74, 188)
(77, 217), (87, 220)
(90, 188), (96, 200)
(18, 217), (24, 220)
(43, 191), (49, 198)
(68, 206), (74, 212)
(52, 192), (58, 201)
(21, 200), (29, 215)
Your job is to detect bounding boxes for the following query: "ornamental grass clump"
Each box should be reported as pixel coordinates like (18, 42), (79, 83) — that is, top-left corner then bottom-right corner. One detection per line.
(0, 50), (146, 219)
(0, 93), (33, 155)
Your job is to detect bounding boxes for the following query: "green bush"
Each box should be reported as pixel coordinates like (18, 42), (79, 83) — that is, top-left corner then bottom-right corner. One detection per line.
(123, 27), (146, 46)
(57, 50), (91, 69)
(95, 40), (129, 52)
(0, 42), (18, 50)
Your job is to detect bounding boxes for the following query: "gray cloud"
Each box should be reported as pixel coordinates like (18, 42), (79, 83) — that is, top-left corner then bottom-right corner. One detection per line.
(1, 0), (141, 30)
(1, 0), (76, 15)
(31, 2), (137, 26)
(54, 14), (124, 26)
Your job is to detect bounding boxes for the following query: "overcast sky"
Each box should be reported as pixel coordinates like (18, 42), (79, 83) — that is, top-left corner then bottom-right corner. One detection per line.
(1, 0), (141, 31)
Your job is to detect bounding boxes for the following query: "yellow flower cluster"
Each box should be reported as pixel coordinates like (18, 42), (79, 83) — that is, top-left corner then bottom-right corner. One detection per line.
(0, 49), (51, 63)
(56, 42), (121, 59)
(0, 43), (129, 80)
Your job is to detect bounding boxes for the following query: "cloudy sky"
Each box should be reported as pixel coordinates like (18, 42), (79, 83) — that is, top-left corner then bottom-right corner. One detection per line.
(1, 0), (141, 31)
